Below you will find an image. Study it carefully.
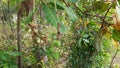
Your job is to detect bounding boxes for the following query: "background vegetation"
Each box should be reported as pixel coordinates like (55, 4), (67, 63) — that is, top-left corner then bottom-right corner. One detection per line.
(0, 0), (120, 68)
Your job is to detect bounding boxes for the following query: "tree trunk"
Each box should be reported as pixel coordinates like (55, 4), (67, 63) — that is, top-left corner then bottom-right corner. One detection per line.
(17, 0), (34, 68)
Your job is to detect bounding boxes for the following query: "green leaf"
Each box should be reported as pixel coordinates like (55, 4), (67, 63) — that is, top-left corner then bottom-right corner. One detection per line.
(42, 4), (67, 33)
(89, 21), (96, 26)
(60, 22), (67, 33)
(83, 39), (90, 43)
(94, 1), (109, 12)
(0, 51), (9, 61)
(7, 52), (22, 57)
(94, 1), (103, 10)
(52, 52), (60, 60)
(3, 65), (9, 68)
(65, 7), (78, 22)
(112, 29), (120, 42)
(22, 9), (35, 25)
(69, 0), (78, 3)
(101, 3), (109, 12)
(9, 0), (23, 6)
(42, 4), (59, 27)
(49, 1), (65, 10)
(53, 40), (61, 47)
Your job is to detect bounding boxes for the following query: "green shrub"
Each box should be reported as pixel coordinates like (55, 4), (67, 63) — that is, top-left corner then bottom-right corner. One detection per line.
(0, 51), (21, 68)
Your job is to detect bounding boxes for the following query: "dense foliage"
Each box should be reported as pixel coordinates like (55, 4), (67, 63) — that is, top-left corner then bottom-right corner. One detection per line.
(0, 0), (120, 68)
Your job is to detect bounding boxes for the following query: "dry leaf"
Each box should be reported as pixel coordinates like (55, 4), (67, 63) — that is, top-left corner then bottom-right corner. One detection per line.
(112, 39), (119, 48)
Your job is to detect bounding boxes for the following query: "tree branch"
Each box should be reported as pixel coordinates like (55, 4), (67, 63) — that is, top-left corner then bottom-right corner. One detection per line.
(73, 3), (113, 28)
(103, 3), (112, 21)
(73, 3), (104, 19)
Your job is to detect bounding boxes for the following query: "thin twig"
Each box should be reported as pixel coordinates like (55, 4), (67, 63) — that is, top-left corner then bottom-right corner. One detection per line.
(100, 3), (113, 29)
(109, 49), (120, 68)
(103, 3), (112, 21)
(73, 3), (105, 19)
